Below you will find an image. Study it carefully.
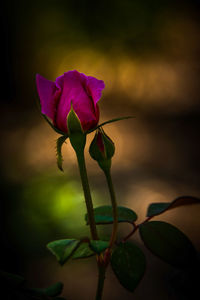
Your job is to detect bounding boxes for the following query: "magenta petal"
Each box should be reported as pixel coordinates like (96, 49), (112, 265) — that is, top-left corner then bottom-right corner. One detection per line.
(37, 70), (104, 133)
(86, 76), (105, 105)
(56, 70), (98, 132)
(36, 74), (61, 121)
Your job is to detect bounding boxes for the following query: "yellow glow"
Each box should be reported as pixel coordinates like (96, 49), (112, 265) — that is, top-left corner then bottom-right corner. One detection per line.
(49, 182), (83, 219)
(39, 46), (197, 113)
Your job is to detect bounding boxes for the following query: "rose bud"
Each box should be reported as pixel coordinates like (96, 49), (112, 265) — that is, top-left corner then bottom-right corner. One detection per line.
(36, 70), (105, 134)
(89, 128), (115, 171)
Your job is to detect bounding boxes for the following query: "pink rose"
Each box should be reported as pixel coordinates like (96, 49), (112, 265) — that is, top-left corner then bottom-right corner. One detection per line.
(36, 70), (105, 134)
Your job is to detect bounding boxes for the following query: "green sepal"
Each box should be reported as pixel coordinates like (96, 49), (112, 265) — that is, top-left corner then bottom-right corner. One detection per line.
(67, 106), (83, 135)
(147, 196), (200, 217)
(72, 242), (94, 259)
(89, 131), (104, 161)
(87, 116), (135, 133)
(89, 128), (115, 172)
(85, 205), (137, 225)
(56, 135), (68, 171)
(139, 221), (197, 268)
(47, 239), (80, 265)
(111, 242), (146, 292)
(90, 240), (109, 254)
(67, 106), (86, 153)
(102, 130), (115, 159)
(89, 129), (115, 160)
(27, 282), (63, 297)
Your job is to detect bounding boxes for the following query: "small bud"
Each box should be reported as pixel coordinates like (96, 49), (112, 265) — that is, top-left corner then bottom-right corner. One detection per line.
(89, 128), (115, 171)
(67, 105), (86, 153)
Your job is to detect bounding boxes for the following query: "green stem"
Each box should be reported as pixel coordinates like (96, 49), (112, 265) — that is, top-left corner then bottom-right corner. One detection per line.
(104, 169), (118, 248)
(76, 149), (98, 240)
(95, 265), (106, 300)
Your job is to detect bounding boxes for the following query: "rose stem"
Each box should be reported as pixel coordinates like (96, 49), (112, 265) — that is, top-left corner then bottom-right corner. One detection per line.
(76, 149), (106, 300)
(95, 168), (117, 300)
(76, 148), (98, 240)
(95, 264), (106, 300)
(104, 168), (118, 248)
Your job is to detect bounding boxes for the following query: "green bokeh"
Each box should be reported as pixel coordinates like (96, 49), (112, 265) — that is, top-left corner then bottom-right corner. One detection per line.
(5, 172), (105, 256)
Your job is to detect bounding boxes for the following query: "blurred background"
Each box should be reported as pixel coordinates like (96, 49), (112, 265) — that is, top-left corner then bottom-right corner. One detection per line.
(1, 0), (200, 299)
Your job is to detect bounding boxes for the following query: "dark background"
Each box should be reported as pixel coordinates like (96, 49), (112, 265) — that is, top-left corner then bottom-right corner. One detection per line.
(1, 1), (200, 299)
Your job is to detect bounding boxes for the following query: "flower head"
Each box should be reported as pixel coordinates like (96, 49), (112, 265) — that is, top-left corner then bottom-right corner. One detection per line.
(36, 70), (105, 133)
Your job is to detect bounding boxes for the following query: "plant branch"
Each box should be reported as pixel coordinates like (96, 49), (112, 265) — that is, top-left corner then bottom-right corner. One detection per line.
(87, 116), (135, 133)
(104, 169), (118, 248)
(122, 216), (153, 242)
(76, 149), (98, 240)
(95, 264), (106, 300)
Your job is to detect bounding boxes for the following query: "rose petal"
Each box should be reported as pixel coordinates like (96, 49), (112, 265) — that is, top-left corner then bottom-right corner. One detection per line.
(55, 73), (65, 89)
(36, 74), (61, 121)
(56, 70), (99, 132)
(86, 76), (105, 105)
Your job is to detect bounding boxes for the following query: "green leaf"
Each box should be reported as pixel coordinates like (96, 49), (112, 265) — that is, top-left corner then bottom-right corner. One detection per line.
(72, 242), (94, 259)
(139, 221), (197, 268)
(42, 114), (66, 135)
(56, 136), (68, 171)
(111, 242), (146, 292)
(86, 206), (137, 225)
(90, 240), (109, 254)
(28, 282), (63, 297)
(47, 239), (80, 265)
(87, 116), (135, 133)
(147, 196), (200, 217)
(0, 270), (25, 287)
(42, 282), (63, 297)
